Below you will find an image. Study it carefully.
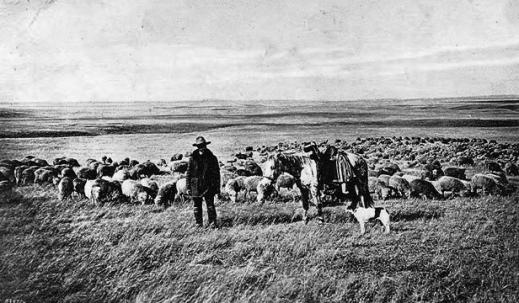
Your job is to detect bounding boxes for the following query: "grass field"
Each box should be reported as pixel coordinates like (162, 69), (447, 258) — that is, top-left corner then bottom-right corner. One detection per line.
(1, 186), (518, 303)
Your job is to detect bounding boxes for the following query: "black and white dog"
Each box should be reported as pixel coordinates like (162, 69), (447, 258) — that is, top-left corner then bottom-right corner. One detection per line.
(347, 207), (390, 234)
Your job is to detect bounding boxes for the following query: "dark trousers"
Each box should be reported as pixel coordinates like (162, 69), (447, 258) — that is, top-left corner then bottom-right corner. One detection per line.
(192, 194), (217, 227)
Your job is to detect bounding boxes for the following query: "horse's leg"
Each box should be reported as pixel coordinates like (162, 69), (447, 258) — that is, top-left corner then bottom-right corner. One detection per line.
(296, 180), (310, 223)
(347, 182), (359, 210)
(310, 183), (323, 222)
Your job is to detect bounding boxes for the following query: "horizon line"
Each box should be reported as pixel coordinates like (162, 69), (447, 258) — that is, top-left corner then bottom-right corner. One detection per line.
(0, 94), (518, 105)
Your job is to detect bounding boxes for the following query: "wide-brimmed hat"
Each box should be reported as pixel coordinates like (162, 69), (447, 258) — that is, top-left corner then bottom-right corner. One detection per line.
(193, 136), (211, 147)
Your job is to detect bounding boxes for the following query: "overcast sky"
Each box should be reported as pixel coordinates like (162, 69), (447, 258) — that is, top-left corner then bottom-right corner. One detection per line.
(1, 0), (518, 102)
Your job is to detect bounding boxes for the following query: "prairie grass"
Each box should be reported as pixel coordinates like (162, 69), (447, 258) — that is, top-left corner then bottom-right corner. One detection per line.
(1, 186), (518, 302)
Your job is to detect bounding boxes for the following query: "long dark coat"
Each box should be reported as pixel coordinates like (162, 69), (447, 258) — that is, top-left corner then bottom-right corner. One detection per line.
(186, 148), (220, 197)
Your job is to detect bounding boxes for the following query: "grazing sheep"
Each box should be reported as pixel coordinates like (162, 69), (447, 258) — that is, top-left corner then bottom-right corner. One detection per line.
(140, 178), (159, 197)
(174, 178), (189, 202)
(389, 175), (411, 198)
(375, 180), (399, 201)
(154, 181), (177, 208)
(14, 165), (28, 185)
(443, 167), (466, 180)
(243, 176), (269, 201)
(274, 172), (297, 201)
(90, 179), (123, 206)
(34, 168), (57, 185)
(76, 167), (97, 180)
(224, 176), (245, 202)
(20, 166), (38, 185)
(72, 178), (86, 198)
(58, 177), (74, 201)
(244, 159), (263, 176)
(122, 180), (153, 204)
(409, 179), (443, 200)
(256, 178), (274, 203)
(97, 164), (116, 178)
(471, 174), (503, 195)
(432, 176), (469, 197)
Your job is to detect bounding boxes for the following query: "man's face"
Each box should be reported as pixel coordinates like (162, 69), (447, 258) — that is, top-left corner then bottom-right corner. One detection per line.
(198, 146), (206, 154)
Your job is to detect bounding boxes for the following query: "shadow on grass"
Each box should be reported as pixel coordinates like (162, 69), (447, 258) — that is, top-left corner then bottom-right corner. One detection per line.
(390, 208), (444, 221)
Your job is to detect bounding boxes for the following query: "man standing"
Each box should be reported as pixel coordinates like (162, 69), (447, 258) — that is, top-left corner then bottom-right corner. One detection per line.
(186, 136), (220, 228)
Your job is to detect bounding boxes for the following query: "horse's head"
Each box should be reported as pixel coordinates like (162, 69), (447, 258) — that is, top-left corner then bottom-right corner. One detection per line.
(263, 153), (283, 181)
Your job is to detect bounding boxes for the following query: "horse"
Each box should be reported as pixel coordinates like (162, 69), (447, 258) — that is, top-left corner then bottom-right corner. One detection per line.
(263, 152), (322, 223)
(304, 143), (373, 209)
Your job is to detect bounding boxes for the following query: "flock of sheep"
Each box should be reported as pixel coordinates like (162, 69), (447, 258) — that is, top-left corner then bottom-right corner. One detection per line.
(0, 136), (518, 209)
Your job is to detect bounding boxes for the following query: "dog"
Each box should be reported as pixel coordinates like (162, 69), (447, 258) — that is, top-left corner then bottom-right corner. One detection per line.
(347, 207), (390, 234)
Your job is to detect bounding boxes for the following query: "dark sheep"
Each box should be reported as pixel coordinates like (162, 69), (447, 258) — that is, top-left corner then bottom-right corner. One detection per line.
(76, 167), (97, 180)
(409, 179), (443, 200)
(375, 180), (399, 200)
(154, 181), (178, 208)
(61, 167), (77, 179)
(244, 159), (262, 176)
(471, 174), (503, 195)
(58, 177), (74, 201)
(97, 164), (116, 178)
(388, 175), (411, 198)
(73, 178), (86, 198)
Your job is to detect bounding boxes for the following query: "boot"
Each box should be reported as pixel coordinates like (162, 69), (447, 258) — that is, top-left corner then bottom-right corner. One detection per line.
(207, 205), (218, 228)
(193, 206), (203, 227)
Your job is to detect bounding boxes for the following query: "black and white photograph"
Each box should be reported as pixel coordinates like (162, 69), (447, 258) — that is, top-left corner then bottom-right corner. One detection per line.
(1, 0), (518, 302)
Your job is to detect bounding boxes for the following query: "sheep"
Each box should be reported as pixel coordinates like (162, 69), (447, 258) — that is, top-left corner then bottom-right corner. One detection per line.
(140, 178), (159, 197)
(244, 159), (263, 176)
(122, 180), (155, 205)
(471, 174), (503, 195)
(58, 177), (74, 201)
(443, 167), (466, 180)
(409, 179), (443, 200)
(91, 179), (123, 206)
(34, 168), (57, 185)
(174, 178), (189, 202)
(76, 167), (97, 180)
(256, 178), (274, 203)
(273, 173), (297, 201)
(388, 175), (411, 198)
(14, 165), (28, 185)
(154, 181), (177, 208)
(432, 176), (469, 198)
(97, 164), (116, 178)
(20, 166), (39, 185)
(60, 167), (77, 179)
(375, 180), (399, 201)
(72, 178), (86, 198)
(224, 176), (245, 202)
